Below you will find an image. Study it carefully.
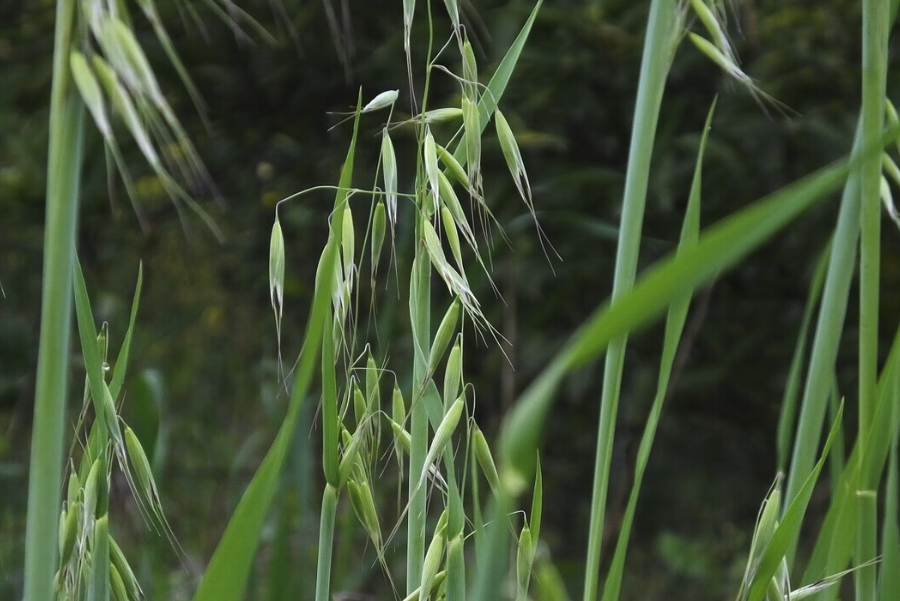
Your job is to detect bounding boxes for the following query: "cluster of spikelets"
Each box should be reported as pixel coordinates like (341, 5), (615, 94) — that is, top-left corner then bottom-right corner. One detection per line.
(263, 1), (792, 599)
(56, 264), (174, 601)
(265, 1), (554, 597)
(67, 0), (275, 238)
(735, 471), (879, 601)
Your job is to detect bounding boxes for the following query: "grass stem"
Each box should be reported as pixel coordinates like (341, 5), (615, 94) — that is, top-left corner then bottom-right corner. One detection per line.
(24, 2), (84, 600)
(855, 1), (887, 599)
(582, 2), (676, 599)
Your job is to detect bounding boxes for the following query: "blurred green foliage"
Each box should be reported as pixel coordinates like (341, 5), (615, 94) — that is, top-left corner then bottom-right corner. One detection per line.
(1, 0), (898, 599)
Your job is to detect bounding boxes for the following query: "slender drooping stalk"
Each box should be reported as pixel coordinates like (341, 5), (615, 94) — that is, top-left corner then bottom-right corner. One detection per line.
(24, 2), (84, 600)
(583, 2), (677, 599)
(856, 1), (888, 600)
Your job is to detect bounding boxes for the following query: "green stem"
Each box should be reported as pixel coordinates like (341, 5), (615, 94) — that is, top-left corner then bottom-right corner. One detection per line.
(24, 2), (84, 600)
(407, 1), (435, 594)
(582, 2), (675, 599)
(856, 1), (887, 600)
(314, 484), (338, 601)
(859, 0), (887, 480)
(784, 122), (862, 560)
(407, 250), (431, 593)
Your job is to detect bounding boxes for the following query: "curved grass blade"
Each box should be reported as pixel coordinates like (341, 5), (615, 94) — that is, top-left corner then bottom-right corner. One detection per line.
(775, 240), (830, 473)
(190, 91), (363, 601)
(109, 263), (143, 399)
(73, 258), (114, 441)
(498, 126), (900, 490)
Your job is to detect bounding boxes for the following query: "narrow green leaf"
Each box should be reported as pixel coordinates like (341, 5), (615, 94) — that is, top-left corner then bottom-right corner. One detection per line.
(73, 258), (113, 442)
(499, 127), (899, 488)
(601, 99), (714, 601)
(109, 263), (143, 400)
(450, 0), (544, 169)
(775, 241), (830, 473)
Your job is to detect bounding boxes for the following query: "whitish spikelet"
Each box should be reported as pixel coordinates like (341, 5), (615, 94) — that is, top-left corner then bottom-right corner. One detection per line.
(462, 35), (478, 95)
(133, 0), (209, 124)
(443, 0), (460, 34)
(269, 216), (285, 351)
(386, 107), (466, 128)
(424, 127), (441, 215)
(421, 219), (480, 317)
(380, 130), (398, 226)
(462, 96), (482, 194)
(363, 89), (399, 113)
(495, 109), (533, 205)
(402, 0), (416, 107)
(689, 0), (736, 63)
(341, 205), (355, 281)
(688, 32), (785, 115)
(70, 51), (112, 140)
(882, 176), (900, 226)
(92, 55), (159, 168)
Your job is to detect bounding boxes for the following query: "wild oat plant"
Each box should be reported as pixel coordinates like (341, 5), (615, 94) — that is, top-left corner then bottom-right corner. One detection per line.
(26, 0), (900, 600)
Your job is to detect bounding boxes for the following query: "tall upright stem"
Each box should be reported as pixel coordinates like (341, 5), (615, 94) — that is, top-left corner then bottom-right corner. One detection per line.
(407, 1), (436, 593)
(856, 1), (887, 600)
(582, 2), (675, 599)
(24, 1), (84, 600)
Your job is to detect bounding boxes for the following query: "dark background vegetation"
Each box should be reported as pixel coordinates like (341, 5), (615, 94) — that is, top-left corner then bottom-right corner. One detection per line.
(2, 0), (899, 599)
